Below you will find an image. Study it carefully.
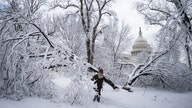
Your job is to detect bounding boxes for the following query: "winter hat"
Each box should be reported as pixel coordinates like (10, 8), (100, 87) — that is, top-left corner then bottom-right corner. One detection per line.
(98, 67), (103, 74)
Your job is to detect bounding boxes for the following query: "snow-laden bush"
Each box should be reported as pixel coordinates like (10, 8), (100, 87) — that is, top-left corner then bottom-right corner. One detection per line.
(0, 44), (55, 100)
(0, 0), (56, 100)
(134, 62), (192, 91)
(0, 0), (95, 104)
(103, 63), (132, 85)
(0, 36), (95, 104)
(58, 75), (94, 105)
(48, 54), (95, 105)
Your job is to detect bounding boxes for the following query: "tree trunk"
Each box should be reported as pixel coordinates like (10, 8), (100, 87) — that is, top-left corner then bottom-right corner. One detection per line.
(90, 36), (96, 65)
(173, 0), (192, 70)
(86, 40), (94, 65)
(86, 39), (92, 64)
(185, 42), (192, 70)
(87, 33), (96, 65)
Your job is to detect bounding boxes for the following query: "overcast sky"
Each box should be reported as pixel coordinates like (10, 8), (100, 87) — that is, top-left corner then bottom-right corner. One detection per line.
(112, 0), (159, 46)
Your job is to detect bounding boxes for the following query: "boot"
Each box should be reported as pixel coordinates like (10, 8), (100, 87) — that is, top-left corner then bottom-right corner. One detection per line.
(93, 95), (98, 102)
(97, 95), (100, 102)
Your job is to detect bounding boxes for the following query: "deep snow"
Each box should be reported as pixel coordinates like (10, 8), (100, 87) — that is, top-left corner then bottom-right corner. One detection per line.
(1, 83), (192, 108)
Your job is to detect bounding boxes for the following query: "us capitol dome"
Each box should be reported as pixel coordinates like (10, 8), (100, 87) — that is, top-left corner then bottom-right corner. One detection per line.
(131, 27), (150, 57)
(119, 27), (150, 64)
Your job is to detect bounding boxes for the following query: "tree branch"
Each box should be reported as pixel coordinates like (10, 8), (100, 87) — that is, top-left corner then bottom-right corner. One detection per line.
(28, 76), (41, 85)
(148, 0), (171, 17)
(30, 23), (54, 48)
(50, 4), (79, 11)
(101, 11), (111, 16)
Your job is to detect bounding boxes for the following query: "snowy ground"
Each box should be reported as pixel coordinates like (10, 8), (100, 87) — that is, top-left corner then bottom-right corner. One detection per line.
(1, 86), (192, 108)
(1, 77), (192, 108)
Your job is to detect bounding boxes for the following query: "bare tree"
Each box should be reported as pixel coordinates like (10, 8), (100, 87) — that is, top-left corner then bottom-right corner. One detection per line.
(136, 0), (192, 70)
(102, 19), (131, 65)
(53, 16), (86, 57)
(51, 0), (114, 64)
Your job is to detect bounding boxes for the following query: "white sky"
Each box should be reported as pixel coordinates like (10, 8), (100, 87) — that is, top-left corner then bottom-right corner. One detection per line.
(111, 0), (159, 46)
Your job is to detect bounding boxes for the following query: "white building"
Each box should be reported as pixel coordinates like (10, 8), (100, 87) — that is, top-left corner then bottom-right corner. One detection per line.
(119, 27), (150, 64)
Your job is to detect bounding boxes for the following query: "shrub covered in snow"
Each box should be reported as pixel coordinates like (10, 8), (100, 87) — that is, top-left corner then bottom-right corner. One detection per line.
(0, 0), (95, 104)
(134, 62), (192, 92)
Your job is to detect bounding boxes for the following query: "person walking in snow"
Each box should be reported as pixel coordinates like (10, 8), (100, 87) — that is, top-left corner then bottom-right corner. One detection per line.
(91, 67), (118, 102)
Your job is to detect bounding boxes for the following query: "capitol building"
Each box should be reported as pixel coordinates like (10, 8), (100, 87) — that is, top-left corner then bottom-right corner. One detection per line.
(119, 27), (150, 64)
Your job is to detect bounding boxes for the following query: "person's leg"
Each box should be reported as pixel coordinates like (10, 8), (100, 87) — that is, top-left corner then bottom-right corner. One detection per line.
(93, 88), (100, 102)
(93, 86), (102, 102)
(97, 88), (101, 102)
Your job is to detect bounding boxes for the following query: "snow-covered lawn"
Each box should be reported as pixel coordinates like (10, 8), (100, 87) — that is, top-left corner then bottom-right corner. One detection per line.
(1, 83), (192, 108)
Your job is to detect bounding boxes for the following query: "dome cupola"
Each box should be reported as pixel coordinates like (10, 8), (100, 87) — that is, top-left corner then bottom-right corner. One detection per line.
(131, 27), (150, 56)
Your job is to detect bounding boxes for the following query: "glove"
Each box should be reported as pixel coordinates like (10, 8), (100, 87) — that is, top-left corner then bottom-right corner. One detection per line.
(113, 86), (119, 89)
(94, 80), (97, 84)
(91, 78), (94, 81)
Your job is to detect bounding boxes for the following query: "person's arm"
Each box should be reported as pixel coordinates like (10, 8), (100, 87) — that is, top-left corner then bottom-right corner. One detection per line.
(91, 74), (98, 81)
(103, 76), (118, 89)
(91, 74), (99, 84)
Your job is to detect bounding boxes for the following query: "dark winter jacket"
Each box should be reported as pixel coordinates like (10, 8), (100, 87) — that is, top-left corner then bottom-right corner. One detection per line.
(91, 74), (116, 90)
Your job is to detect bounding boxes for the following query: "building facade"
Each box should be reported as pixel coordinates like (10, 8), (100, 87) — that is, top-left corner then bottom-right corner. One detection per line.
(119, 27), (150, 64)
